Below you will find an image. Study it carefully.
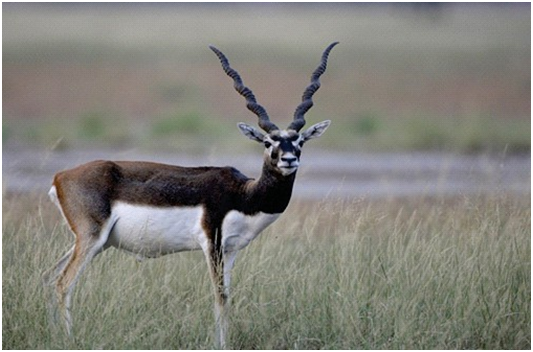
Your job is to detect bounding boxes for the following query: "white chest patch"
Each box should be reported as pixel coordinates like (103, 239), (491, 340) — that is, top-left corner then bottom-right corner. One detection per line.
(107, 202), (206, 258)
(221, 211), (280, 252)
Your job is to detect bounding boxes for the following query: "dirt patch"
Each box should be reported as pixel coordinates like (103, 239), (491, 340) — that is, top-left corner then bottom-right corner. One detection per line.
(3, 147), (530, 199)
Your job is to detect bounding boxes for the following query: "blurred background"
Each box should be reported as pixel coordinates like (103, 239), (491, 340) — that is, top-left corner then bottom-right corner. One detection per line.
(3, 3), (531, 198)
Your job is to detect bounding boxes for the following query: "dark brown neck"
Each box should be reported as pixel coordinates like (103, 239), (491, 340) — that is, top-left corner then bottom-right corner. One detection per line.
(243, 162), (296, 214)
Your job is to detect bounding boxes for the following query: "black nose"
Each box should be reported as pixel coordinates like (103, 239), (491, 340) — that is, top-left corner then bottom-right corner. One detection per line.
(281, 156), (297, 165)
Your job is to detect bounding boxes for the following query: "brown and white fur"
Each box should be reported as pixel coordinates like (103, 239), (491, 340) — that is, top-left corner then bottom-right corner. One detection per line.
(44, 42), (338, 348)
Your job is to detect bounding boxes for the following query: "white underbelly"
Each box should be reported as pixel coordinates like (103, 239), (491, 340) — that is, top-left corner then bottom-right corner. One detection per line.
(107, 202), (206, 257)
(222, 210), (280, 252)
(106, 202), (281, 258)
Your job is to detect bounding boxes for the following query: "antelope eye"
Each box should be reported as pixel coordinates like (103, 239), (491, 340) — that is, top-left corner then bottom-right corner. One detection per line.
(264, 141), (272, 148)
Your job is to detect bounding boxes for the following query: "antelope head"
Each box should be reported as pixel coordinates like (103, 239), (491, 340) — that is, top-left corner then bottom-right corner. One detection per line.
(210, 42), (338, 176)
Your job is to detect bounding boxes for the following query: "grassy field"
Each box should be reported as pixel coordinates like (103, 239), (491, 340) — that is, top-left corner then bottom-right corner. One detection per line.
(3, 192), (530, 349)
(3, 3), (531, 154)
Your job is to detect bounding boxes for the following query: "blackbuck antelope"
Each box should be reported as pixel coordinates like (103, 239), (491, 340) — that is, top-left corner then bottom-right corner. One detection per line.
(44, 42), (338, 348)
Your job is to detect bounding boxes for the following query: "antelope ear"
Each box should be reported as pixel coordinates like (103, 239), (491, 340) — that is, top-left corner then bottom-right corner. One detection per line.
(237, 123), (265, 143)
(301, 120), (331, 141)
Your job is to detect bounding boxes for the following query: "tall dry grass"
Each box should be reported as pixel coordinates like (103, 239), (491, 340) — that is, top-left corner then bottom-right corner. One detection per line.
(2, 193), (530, 349)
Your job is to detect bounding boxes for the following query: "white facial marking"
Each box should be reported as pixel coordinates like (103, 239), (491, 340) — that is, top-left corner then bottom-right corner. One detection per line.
(279, 167), (297, 176)
(222, 210), (280, 252)
(292, 134), (304, 148)
(277, 154), (299, 175)
(107, 202), (206, 257)
(263, 135), (279, 148)
(279, 130), (290, 138)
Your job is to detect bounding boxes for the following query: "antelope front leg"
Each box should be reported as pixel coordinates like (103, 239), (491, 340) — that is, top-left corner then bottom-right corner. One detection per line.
(217, 251), (238, 349)
(204, 244), (238, 349)
(204, 246), (226, 349)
